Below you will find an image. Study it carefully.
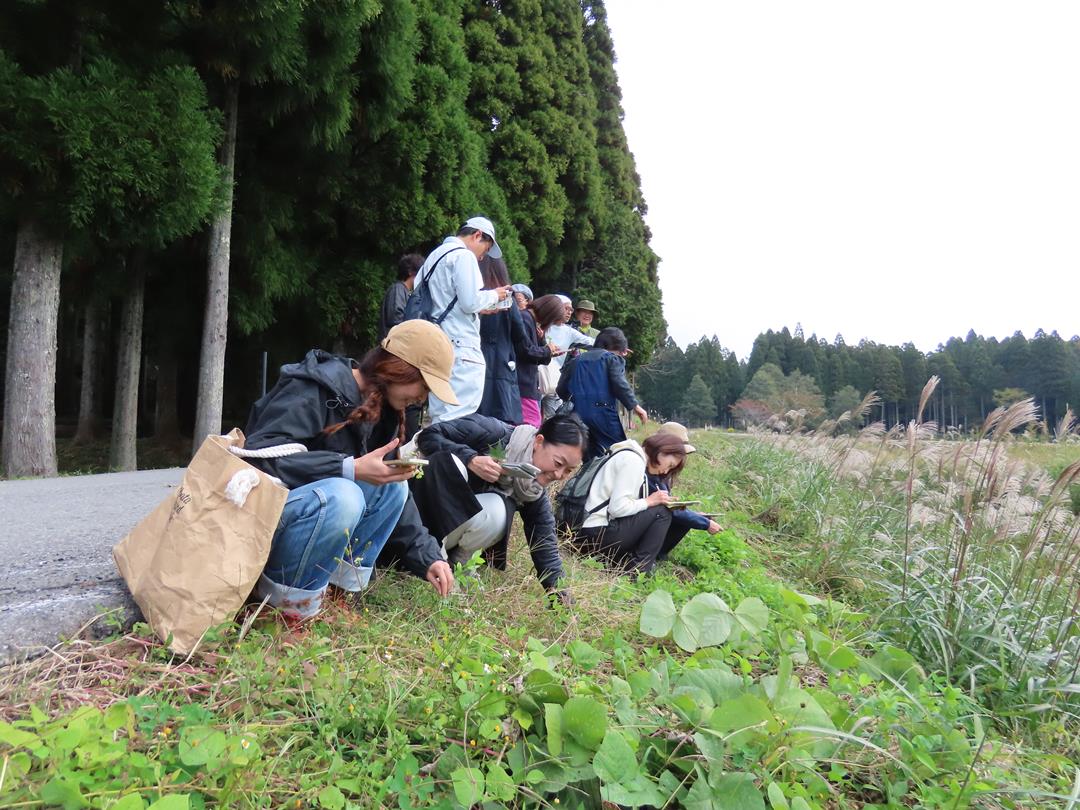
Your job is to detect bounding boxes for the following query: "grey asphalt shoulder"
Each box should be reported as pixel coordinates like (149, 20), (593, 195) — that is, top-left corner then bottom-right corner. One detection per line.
(0, 468), (183, 663)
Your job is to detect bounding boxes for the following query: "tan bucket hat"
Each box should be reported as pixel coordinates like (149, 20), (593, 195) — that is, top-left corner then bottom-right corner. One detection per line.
(381, 321), (459, 405)
(658, 421), (696, 453)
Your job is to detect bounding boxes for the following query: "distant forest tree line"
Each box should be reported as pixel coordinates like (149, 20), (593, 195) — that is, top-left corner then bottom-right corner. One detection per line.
(0, 0), (663, 477)
(640, 326), (1080, 433)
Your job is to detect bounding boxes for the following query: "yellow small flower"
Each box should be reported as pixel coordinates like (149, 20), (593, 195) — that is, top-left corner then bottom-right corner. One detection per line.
(348, 704), (355, 713)
(424, 706), (432, 714)
(469, 739), (477, 747)
(240, 739), (251, 749)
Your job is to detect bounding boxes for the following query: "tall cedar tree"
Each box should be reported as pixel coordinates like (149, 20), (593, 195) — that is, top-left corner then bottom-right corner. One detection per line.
(173, 0), (381, 451)
(0, 3), (220, 476)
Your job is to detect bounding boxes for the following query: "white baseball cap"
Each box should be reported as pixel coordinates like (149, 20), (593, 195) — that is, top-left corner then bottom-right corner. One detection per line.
(464, 216), (502, 259)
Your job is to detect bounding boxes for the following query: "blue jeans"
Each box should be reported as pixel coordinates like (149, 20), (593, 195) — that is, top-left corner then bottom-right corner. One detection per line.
(255, 478), (407, 618)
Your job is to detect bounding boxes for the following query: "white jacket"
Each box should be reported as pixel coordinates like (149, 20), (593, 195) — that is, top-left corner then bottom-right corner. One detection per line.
(419, 236), (500, 351)
(581, 439), (649, 529)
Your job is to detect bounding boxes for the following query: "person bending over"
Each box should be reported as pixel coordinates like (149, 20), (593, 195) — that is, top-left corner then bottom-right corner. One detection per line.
(645, 425), (722, 561)
(571, 432), (690, 575)
(243, 321), (456, 619)
(411, 412), (588, 604)
(557, 326), (648, 460)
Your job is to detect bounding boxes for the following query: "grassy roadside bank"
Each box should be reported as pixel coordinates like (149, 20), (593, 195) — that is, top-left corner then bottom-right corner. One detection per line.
(1, 431), (1076, 808)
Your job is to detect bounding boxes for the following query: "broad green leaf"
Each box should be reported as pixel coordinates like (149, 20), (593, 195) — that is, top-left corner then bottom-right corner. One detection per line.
(511, 707), (533, 730)
(316, 786), (345, 810)
(5, 751), (31, 778)
(627, 669), (655, 698)
(678, 667), (744, 704)
(545, 703), (564, 756)
(450, 767), (485, 807)
(774, 689), (834, 731)
(806, 630), (861, 671)
(105, 702), (134, 732)
(567, 639), (605, 670)
(562, 696), (608, 750)
(536, 760), (570, 794)
(670, 686), (714, 726)
(734, 598), (769, 636)
(711, 772), (766, 809)
(766, 782), (790, 809)
(866, 645), (926, 689)
(146, 796), (190, 810)
(486, 763), (516, 802)
(824, 643), (860, 670)
(178, 726), (227, 769)
(693, 730), (726, 763)
(525, 669), (568, 705)
(601, 774), (665, 808)
(676, 593), (733, 652)
(672, 617), (700, 653)
(640, 589), (677, 637)
(0, 721), (40, 749)
(593, 729), (638, 783)
(791, 799), (812, 810)
(708, 694), (773, 745)
(41, 777), (89, 810)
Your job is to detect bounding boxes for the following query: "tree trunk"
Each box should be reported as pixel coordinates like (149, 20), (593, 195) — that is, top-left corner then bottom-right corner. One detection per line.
(154, 353), (181, 441)
(73, 296), (105, 444)
(109, 255), (145, 471)
(193, 81), (239, 453)
(2, 216), (63, 478)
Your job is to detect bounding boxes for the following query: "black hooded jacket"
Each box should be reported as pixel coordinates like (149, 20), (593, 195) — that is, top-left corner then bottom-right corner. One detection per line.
(244, 349), (398, 488)
(415, 414), (565, 590)
(243, 350), (443, 580)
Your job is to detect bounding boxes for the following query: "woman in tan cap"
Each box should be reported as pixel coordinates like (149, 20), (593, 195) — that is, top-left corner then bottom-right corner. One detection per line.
(649, 422), (722, 561)
(241, 320), (459, 620)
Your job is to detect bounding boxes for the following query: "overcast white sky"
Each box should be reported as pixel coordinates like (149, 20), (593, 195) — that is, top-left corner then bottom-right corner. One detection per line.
(604, 1), (1080, 359)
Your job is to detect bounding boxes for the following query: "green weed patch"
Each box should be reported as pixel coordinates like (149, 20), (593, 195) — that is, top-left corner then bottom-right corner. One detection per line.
(1, 431), (1073, 808)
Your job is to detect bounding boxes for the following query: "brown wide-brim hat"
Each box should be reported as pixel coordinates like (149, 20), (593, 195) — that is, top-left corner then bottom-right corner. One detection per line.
(381, 321), (459, 405)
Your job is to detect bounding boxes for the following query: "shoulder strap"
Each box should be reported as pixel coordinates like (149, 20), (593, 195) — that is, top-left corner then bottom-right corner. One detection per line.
(416, 246), (467, 325)
(581, 448), (636, 516)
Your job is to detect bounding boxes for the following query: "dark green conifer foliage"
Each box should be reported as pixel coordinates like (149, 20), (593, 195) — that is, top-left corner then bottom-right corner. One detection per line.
(681, 374), (717, 428)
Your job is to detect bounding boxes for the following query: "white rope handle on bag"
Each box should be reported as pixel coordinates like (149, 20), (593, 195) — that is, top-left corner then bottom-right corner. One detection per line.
(222, 440), (308, 506)
(227, 443), (308, 459)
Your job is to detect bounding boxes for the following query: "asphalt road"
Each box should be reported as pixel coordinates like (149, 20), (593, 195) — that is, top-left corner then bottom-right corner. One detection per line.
(0, 467), (184, 663)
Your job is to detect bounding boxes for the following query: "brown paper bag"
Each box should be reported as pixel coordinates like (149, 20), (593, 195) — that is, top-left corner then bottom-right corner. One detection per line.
(113, 429), (288, 654)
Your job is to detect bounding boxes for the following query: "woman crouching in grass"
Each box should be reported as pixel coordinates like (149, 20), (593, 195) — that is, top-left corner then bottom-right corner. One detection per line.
(242, 321), (456, 620)
(648, 422), (723, 562)
(410, 412), (589, 606)
(570, 432), (689, 575)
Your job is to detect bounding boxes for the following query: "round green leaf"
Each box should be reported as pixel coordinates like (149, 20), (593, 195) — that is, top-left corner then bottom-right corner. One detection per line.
(734, 597), (770, 636)
(562, 696), (607, 750)
(676, 593), (733, 651)
(316, 786), (345, 810)
(450, 767), (485, 807)
(640, 589), (677, 637)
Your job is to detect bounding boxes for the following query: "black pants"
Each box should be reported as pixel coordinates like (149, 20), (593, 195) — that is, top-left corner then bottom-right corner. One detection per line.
(578, 505), (672, 574)
(658, 522), (692, 562)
